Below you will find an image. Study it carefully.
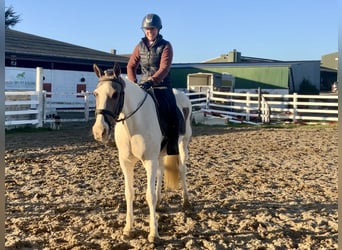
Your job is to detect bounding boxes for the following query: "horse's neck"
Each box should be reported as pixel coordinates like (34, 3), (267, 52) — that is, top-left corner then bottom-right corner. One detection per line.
(118, 79), (161, 139)
(121, 80), (146, 117)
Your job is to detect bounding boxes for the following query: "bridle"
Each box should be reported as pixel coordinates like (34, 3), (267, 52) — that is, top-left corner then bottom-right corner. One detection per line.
(95, 77), (148, 128)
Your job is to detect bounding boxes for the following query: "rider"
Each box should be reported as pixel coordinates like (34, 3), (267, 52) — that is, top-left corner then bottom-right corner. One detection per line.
(127, 13), (180, 155)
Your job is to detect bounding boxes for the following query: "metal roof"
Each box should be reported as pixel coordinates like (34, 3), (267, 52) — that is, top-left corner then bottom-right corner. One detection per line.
(171, 60), (320, 69)
(5, 29), (129, 72)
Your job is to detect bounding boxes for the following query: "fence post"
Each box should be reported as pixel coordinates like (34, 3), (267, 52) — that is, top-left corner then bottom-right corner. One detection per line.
(261, 96), (265, 123)
(257, 87), (261, 121)
(84, 91), (89, 121)
(206, 88), (210, 109)
(261, 96), (270, 124)
(292, 93), (297, 123)
(42, 90), (46, 124)
(36, 67), (44, 127)
(246, 92), (250, 121)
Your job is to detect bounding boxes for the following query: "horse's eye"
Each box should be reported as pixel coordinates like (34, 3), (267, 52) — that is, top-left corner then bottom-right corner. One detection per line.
(93, 91), (98, 97)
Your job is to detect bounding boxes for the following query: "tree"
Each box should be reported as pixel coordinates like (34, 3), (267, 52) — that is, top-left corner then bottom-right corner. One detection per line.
(5, 6), (21, 29)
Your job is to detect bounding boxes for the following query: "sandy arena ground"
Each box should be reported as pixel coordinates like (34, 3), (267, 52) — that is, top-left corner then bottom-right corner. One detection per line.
(5, 122), (338, 249)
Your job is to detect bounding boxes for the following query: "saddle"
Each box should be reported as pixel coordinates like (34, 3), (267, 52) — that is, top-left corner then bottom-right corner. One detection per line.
(146, 89), (186, 136)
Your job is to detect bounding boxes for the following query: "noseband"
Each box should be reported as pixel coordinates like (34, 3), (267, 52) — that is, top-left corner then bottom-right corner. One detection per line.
(95, 77), (148, 128)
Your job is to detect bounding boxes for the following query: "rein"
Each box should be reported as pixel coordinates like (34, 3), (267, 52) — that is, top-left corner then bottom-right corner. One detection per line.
(116, 91), (148, 123)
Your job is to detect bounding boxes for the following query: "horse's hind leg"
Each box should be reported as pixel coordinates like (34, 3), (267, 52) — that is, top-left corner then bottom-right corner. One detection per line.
(156, 158), (164, 209)
(178, 138), (190, 208)
(120, 159), (135, 240)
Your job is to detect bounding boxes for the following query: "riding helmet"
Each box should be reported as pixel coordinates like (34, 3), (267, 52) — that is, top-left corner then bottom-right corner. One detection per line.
(141, 13), (162, 29)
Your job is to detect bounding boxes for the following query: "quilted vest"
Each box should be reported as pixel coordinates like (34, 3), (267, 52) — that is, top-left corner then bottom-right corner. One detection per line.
(138, 35), (171, 87)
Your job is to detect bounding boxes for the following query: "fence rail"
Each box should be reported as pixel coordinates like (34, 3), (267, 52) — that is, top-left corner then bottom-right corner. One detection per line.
(5, 91), (42, 127)
(43, 91), (95, 124)
(4, 89), (338, 128)
(192, 90), (338, 124)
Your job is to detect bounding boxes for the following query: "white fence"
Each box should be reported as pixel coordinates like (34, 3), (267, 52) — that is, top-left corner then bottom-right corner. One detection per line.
(5, 91), (43, 127)
(4, 89), (338, 129)
(190, 90), (338, 124)
(43, 91), (95, 124)
(5, 91), (95, 128)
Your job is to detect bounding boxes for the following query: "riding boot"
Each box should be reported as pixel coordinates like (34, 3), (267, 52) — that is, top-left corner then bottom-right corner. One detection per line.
(167, 136), (179, 155)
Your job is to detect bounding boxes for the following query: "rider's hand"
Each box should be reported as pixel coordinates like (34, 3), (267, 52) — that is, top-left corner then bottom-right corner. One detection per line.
(139, 80), (153, 90)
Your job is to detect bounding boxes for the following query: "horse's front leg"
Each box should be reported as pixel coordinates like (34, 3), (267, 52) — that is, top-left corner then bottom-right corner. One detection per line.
(120, 158), (135, 240)
(143, 159), (160, 242)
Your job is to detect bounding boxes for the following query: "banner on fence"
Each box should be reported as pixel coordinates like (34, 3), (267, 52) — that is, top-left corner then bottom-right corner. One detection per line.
(5, 67), (36, 90)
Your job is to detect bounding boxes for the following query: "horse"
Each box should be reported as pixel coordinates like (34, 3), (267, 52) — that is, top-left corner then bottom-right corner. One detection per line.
(91, 63), (192, 242)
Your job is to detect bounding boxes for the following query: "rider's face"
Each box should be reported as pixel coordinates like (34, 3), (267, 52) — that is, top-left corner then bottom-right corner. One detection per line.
(144, 27), (158, 42)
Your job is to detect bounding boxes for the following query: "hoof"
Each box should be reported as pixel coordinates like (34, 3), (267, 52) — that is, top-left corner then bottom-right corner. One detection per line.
(156, 200), (161, 211)
(148, 233), (160, 243)
(183, 199), (191, 209)
(121, 231), (133, 242)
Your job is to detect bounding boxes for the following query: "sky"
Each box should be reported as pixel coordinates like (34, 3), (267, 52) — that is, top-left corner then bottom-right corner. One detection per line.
(5, 0), (339, 63)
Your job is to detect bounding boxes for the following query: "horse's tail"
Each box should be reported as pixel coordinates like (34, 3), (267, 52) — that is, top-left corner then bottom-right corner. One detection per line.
(163, 155), (179, 190)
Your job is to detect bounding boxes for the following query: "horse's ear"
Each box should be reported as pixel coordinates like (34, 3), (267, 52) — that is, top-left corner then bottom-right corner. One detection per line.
(93, 64), (103, 77)
(113, 63), (121, 77)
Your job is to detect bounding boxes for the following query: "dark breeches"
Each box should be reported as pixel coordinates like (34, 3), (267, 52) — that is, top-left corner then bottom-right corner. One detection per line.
(154, 88), (179, 137)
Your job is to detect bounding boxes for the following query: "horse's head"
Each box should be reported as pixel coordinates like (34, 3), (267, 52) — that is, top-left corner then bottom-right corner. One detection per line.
(92, 63), (125, 144)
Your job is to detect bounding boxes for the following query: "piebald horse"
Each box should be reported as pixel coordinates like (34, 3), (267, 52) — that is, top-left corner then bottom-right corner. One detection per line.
(92, 63), (192, 242)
